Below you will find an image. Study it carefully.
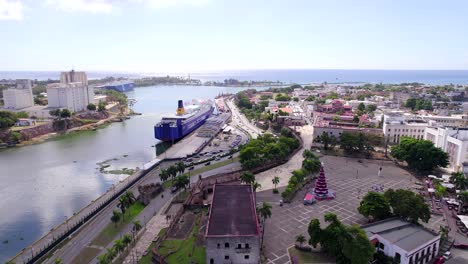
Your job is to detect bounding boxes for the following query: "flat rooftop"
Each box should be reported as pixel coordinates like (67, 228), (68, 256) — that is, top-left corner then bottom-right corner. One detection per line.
(362, 218), (439, 252)
(206, 184), (260, 237)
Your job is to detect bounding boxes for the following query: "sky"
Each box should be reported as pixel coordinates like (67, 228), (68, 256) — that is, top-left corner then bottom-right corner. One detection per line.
(0, 0), (468, 72)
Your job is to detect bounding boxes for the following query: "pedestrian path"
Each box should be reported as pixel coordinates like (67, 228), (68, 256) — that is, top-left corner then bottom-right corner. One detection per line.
(123, 200), (171, 263)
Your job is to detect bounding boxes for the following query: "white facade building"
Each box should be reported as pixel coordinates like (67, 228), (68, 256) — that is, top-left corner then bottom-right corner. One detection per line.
(60, 70), (88, 86)
(383, 113), (428, 144)
(3, 79), (34, 110)
(421, 115), (468, 128)
(47, 82), (93, 112)
(425, 127), (468, 171)
(362, 218), (440, 264)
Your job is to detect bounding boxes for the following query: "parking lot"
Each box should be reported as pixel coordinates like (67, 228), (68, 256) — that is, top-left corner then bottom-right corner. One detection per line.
(256, 155), (447, 264)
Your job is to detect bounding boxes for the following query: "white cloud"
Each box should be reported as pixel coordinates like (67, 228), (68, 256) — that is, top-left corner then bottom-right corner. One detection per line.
(0, 0), (23, 20)
(46, 0), (113, 14)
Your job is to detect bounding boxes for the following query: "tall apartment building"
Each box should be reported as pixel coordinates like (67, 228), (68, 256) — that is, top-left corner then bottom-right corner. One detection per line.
(47, 71), (94, 112)
(425, 127), (468, 171)
(206, 184), (260, 264)
(3, 79), (34, 110)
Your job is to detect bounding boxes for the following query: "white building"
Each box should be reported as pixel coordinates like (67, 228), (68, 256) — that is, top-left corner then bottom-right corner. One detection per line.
(421, 115), (468, 128)
(60, 70), (88, 86)
(362, 218), (440, 264)
(383, 113), (428, 144)
(47, 82), (93, 112)
(425, 127), (468, 171)
(3, 79), (33, 110)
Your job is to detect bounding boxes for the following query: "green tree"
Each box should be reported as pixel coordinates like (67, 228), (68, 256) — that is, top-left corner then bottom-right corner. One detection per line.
(54, 258), (63, 264)
(0, 111), (18, 129)
(293, 97), (299, 102)
(175, 161), (186, 175)
(97, 253), (111, 264)
(352, 115), (359, 123)
(87, 103), (97, 111)
(252, 181), (262, 192)
(167, 165), (178, 180)
(174, 175), (190, 190)
(240, 171), (255, 185)
(365, 104), (377, 113)
(113, 238), (125, 254)
(60, 109), (71, 118)
(451, 172), (468, 190)
(106, 247), (117, 261)
(159, 168), (169, 182)
(124, 191), (136, 205)
(318, 131), (330, 150)
(307, 219), (321, 248)
(384, 189), (430, 223)
(133, 220), (142, 232)
(16, 111), (29, 118)
(391, 137), (449, 173)
(258, 202), (272, 249)
(111, 210), (120, 227)
(49, 109), (61, 118)
(358, 192), (391, 220)
(272, 176), (280, 190)
(357, 102), (366, 112)
(296, 234), (306, 247)
(122, 233), (132, 246)
(98, 101), (106, 111)
(302, 158), (321, 174)
(118, 195), (130, 219)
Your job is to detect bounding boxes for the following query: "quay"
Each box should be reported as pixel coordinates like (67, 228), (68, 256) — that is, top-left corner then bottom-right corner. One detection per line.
(8, 96), (243, 264)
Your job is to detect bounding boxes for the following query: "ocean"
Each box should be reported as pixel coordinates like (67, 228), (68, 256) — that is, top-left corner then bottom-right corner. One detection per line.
(1, 69), (468, 85)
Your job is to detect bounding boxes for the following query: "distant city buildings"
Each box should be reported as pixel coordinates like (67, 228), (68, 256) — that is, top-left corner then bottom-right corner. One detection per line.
(205, 184), (260, 264)
(362, 218), (440, 264)
(3, 79), (33, 110)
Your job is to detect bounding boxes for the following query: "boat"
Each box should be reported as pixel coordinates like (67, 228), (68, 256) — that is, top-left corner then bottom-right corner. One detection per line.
(154, 100), (214, 142)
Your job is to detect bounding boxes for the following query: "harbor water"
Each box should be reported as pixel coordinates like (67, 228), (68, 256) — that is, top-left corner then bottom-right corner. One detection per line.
(0, 85), (249, 262)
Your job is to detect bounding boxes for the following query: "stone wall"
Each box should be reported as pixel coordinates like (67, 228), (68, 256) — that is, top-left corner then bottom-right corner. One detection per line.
(206, 236), (260, 264)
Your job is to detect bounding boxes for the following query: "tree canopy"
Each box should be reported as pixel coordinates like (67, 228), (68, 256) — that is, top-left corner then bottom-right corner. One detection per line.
(384, 188), (430, 223)
(391, 137), (448, 173)
(358, 192), (391, 221)
(405, 98), (433, 111)
(0, 111), (18, 129)
(307, 213), (374, 264)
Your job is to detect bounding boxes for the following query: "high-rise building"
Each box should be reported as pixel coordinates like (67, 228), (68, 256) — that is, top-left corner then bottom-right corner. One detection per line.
(60, 70), (88, 86)
(3, 79), (34, 110)
(48, 71), (94, 112)
(47, 82), (91, 112)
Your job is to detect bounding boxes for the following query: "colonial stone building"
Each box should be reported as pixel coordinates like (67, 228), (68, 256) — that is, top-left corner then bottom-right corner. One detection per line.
(205, 184), (260, 264)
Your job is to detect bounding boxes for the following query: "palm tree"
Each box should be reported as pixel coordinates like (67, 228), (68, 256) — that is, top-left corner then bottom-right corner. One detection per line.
(118, 196), (129, 220)
(258, 202), (272, 250)
(240, 171), (255, 185)
(296, 234), (306, 247)
(111, 210), (121, 227)
(175, 161), (186, 175)
(122, 234), (132, 247)
(252, 181), (262, 193)
(97, 253), (111, 264)
(272, 176), (280, 190)
(132, 220), (142, 232)
(451, 172), (468, 190)
(113, 239), (125, 255)
(167, 165), (178, 180)
(54, 258), (63, 264)
(106, 247), (117, 261)
(159, 168), (169, 182)
(124, 191), (136, 205)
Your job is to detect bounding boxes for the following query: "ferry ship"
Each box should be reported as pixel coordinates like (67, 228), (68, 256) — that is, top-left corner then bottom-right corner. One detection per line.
(154, 100), (214, 142)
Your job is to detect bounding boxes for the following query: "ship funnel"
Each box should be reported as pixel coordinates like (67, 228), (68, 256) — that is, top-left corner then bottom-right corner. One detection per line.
(176, 100), (185, 115)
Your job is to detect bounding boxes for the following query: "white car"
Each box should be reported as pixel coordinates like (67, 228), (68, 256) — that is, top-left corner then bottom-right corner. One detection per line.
(443, 251), (451, 260)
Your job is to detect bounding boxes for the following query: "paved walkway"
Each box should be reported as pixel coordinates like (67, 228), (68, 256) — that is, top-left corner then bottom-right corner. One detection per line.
(256, 155), (436, 264)
(255, 125), (313, 191)
(123, 199), (171, 264)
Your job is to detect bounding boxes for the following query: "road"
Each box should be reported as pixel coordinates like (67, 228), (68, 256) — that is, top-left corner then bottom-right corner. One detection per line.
(226, 98), (263, 139)
(46, 155), (242, 264)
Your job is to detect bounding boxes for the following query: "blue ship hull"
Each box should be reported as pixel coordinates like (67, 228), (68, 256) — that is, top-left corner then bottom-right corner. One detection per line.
(154, 105), (214, 142)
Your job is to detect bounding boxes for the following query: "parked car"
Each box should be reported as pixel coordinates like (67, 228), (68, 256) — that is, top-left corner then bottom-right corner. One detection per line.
(205, 162), (211, 166)
(188, 166), (194, 171)
(433, 257), (445, 264)
(443, 252), (451, 260)
(228, 155), (233, 159)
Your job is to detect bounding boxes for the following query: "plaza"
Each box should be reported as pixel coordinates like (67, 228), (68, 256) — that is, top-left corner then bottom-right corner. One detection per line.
(256, 155), (446, 264)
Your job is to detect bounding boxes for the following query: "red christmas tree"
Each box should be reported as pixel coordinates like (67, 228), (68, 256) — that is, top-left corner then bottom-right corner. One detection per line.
(314, 166), (329, 198)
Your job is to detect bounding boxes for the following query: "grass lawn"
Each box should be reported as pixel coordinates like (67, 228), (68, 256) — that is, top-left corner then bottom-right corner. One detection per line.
(91, 202), (145, 247)
(139, 228), (168, 264)
(288, 247), (335, 264)
(157, 216), (205, 264)
(163, 179), (174, 188)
